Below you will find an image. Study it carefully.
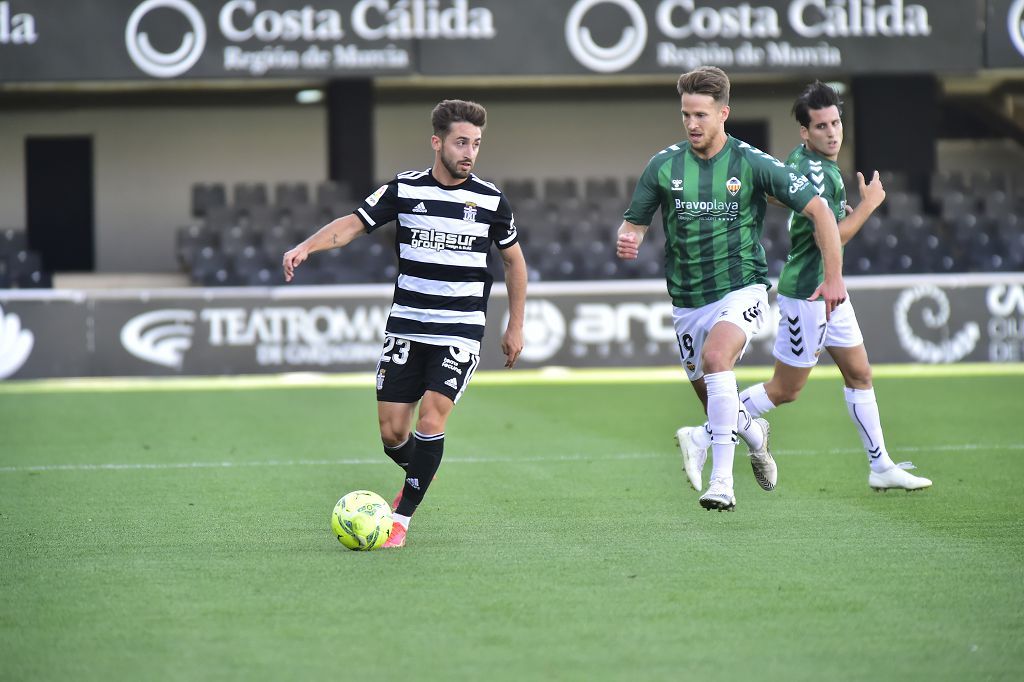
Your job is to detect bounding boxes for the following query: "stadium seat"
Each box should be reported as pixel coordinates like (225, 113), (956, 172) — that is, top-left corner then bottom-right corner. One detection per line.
(280, 203), (322, 234)
(237, 204), (276, 233)
(233, 182), (269, 209)
(983, 190), (1013, 221)
(315, 180), (354, 209)
(879, 170), (909, 192)
(930, 170), (967, 200)
(14, 268), (52, 288)
(0, 227), (28, 256)
(191, 246), (230, 284)
(274, 182), (310, 209)
(204, 205), (240, 231)
(232, 245), (271, 281)
(885, 190), (922, 220)
(940, 191), (972, 220)
(542, 178), (579, 201)
(175, 224), (217, 270)
(261, 224), (297, 263)
(503, 178), (538, 202)
(583, 177), (622, 200)
(190, 182), (227, 217)
(219, 224), (259, 259)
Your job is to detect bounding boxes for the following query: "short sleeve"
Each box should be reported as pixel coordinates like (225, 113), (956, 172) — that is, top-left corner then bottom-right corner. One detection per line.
(623, 157), (663, 226)
(490, 195), (519, 250)
(354, 180), (399, 233)
(759, 158), (819, 214)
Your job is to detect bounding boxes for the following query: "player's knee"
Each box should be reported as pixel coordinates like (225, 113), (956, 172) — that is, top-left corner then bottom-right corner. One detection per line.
(378, 421), (409, 446)
(416, 414), (446, 435)
(846, 366), (873, 389)
(771, 384), (803, 405)
(701, 348), (734, 374)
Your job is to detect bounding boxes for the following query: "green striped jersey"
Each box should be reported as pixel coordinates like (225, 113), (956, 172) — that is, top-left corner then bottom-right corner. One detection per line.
(777, 144), (846, 300)
(625, 135), (819, 308)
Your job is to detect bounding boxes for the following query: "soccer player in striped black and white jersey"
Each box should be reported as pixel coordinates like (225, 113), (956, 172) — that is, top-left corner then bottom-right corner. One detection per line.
(283, 100), (527, 547)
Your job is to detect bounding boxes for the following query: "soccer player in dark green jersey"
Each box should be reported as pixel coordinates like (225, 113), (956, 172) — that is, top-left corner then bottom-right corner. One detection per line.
(676, 81), (931, 492)
(617, 66), (847, 512)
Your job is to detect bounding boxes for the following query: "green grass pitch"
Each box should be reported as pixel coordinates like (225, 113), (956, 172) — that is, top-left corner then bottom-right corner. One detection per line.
(1, 365), (1022, 681)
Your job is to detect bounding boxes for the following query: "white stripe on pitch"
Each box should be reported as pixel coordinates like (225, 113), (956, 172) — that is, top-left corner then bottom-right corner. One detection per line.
(399, 213), (491, 237)
(397, 184), (501, 211)
(397, 274), (484, 298)
(4, 443), (1019, 474)
(399, 243), (487, 268)
(389, 304), (485, 326)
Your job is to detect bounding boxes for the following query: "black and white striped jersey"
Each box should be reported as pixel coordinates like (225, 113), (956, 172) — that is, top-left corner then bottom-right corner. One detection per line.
(354, 169), (519, 355)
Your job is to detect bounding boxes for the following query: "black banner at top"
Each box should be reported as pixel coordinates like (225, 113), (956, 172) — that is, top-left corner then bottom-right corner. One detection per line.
(987, 0), (1024, 67)
(0, 0), (986, 83)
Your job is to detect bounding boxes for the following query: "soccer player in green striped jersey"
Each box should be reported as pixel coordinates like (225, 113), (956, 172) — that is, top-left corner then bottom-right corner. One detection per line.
(617, 66), (847, 512)
(677, 80), (931, 493)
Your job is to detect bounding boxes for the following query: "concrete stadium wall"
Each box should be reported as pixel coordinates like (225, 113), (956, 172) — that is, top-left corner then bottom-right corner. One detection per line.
(0, 105), (326, 273)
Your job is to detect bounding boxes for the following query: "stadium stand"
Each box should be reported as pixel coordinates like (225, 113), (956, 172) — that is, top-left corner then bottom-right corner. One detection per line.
(174, 169), (1024, 286)
(1, 228), (50, 289)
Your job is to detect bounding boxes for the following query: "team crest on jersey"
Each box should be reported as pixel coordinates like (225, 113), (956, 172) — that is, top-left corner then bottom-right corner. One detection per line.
(686, 361), (696, 372)
(463, 202), (477, 222)
(726, 177), (741, 195)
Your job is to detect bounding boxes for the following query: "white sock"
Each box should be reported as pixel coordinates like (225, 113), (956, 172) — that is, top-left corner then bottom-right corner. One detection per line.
(701, 385), (770, 450)
(740, 383), (776, 418)
(393, 513), (411, 530)
(844, 387), (895, 472)
(704, 371), (739, 484)
(692, 422), (712, 449)
(735, 405), (764, 451)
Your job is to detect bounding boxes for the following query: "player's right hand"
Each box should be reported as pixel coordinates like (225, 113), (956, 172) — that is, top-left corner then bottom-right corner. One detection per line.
(616, 232), (639, 260)
(282, 247), (308, 282)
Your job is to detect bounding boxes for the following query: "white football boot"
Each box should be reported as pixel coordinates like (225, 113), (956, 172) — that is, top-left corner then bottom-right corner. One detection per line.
(747, 418), (777, 491)
(699, 475), (736, 512)
(869, 462), (932, 491)
(674, 426), (708, 492)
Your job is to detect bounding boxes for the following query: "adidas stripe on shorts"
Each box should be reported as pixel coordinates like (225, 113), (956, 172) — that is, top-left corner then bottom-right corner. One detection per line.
(375, 335), (480, 404)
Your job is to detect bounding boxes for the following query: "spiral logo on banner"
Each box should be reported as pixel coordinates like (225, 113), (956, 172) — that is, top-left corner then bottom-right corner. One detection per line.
(565, 0), (647, 73)
(893, 285), (979, 364)
(1009, 0), (1024, 59)
(125, 0), (206, 78)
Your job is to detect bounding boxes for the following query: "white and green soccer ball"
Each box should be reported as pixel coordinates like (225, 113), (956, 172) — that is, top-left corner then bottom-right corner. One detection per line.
(331, 490), (393, 551)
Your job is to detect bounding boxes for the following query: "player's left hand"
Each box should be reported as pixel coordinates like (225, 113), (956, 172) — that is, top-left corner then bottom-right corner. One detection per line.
(809, 275), (848, 321)
(858, 171), (886, 210)
(501, 327), (524, 368)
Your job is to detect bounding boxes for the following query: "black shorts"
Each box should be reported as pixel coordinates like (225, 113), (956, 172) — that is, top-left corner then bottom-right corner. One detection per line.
(375, 336), (480, 404)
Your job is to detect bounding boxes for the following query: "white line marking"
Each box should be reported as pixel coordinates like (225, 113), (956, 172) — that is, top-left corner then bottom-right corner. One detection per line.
(1, 363), (1022, 394)
(2, 444), (1021, 474)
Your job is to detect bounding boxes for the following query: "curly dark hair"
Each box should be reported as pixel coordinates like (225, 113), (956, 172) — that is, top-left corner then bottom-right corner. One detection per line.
(792, 81), (843, 128)
(431, 99), (487, 138)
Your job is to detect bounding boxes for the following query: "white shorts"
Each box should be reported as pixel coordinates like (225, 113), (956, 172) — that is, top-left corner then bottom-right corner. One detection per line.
(672, 284), (769, 381)
(773, 294), (864, 368)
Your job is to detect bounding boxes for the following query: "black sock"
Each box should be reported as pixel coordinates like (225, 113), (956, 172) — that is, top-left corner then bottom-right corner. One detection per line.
(395, 431), (443, 516)
(383, 436), (416, 470)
